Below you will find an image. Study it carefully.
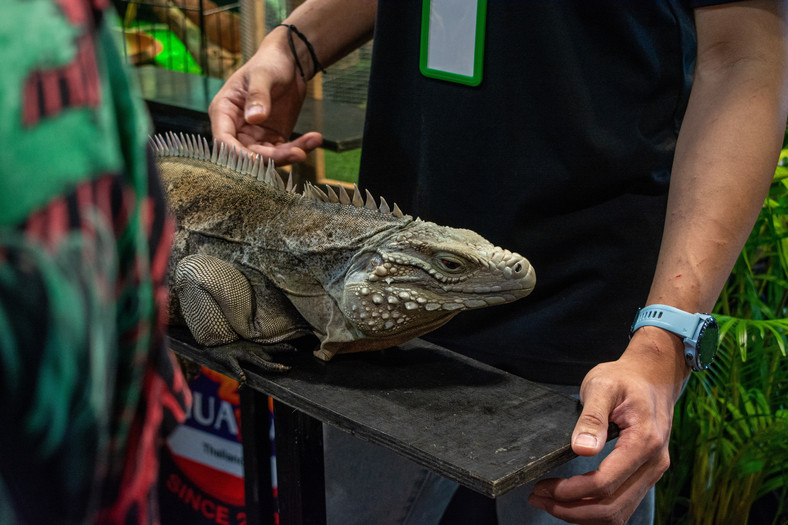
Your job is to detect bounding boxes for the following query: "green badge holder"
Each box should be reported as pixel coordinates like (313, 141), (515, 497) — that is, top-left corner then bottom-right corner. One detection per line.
(419, 0), (487, 87)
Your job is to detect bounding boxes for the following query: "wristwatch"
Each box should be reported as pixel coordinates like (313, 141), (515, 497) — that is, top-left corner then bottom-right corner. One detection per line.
(630, 304), (719, 372)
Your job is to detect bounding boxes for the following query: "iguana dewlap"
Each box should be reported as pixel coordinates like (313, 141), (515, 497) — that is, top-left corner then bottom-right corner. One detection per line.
(154, 133), (535, 368)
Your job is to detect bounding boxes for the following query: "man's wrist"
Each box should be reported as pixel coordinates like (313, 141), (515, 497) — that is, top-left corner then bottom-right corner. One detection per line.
(626, 328), (692, 394)
(255, 28), (310, 90)
(274, 23), (325, 80)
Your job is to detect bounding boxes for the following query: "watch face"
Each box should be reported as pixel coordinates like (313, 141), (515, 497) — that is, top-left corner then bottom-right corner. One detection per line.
(697, 318), (719, 370)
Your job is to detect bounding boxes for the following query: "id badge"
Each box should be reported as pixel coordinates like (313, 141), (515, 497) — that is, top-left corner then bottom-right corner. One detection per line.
(419, 0), (487, 86)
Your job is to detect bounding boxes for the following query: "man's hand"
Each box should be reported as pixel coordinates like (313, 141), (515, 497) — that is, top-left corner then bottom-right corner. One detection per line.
(528, 327), (687, 524)
(209, 27), (323, 165)
(528, 2), (787, 521)
(209, 0), (375, 163)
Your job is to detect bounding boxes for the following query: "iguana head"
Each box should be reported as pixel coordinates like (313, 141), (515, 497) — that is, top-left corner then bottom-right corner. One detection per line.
(340, 219), (535, 343)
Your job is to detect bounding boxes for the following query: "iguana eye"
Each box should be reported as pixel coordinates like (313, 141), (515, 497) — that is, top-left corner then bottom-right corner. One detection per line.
(441, 259), (461, 270)
(435, 254), (466, 273)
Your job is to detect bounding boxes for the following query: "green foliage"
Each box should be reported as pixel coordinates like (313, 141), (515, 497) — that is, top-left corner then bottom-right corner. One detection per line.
(656, 150), (788, 524)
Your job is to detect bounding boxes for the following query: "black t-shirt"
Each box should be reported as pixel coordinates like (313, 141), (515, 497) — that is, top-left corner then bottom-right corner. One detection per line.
(357, 1), (715, 384)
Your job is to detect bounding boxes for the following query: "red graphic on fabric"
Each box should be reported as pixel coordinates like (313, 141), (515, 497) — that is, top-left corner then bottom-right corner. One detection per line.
(53, 0), (111, 24)
(143, 192), (177, 336)
(53, 0), (89, 24)
(22, 33), (101, 127)
(97, 367), (190, 525)
(20, 174), (188, 525)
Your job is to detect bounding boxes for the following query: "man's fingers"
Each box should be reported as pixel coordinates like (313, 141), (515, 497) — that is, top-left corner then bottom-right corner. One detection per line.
(572, 412), (608, 456)
(242, 143), (306, 164)
(209, 84), (264, 153)
(207, 130), (322, 165)
(535, 444), (642, 502)
(529, 448), (667, 525)
(572, 378), (616, 456)
(244, 102), (269, 125)
(289, 131), (323, 152)
(246, 132), (323, 164)
(535, 426), (670, 503)
(244, 70), (274, 125)
(529, 479), (638, 525)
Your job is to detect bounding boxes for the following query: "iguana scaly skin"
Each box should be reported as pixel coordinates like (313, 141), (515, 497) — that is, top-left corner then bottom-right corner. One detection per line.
(154, 133), (535, 371)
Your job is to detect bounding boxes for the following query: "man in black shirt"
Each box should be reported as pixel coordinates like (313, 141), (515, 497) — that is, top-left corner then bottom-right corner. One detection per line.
(210, 1), (788, 522)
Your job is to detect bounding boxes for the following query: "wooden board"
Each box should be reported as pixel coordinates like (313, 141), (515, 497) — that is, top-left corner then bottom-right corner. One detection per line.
(168, 327), (589, 498)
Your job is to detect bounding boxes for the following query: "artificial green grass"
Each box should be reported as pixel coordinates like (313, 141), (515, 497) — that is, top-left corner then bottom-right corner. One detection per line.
(323, 148), (361, 184)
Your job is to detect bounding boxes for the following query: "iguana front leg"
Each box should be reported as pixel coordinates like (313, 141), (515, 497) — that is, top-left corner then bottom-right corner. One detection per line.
(174, 254), (309, 375)
(175, 254), (255, 345)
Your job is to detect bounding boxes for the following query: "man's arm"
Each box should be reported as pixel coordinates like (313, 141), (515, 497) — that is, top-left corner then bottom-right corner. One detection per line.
(209, 0), (376, 163)
(529, 2), (788, 523)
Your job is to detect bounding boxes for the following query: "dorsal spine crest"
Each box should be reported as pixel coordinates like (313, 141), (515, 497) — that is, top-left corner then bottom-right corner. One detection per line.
(151, 132), (406, 219)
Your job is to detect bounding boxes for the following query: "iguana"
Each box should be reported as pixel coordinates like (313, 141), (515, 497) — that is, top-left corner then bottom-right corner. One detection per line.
(154, 132), (535, 373)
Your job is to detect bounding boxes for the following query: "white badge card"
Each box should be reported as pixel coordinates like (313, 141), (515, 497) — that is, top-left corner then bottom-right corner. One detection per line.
(420, 0), (487, 86)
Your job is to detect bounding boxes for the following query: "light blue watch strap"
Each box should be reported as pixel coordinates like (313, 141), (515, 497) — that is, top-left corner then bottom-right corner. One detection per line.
(631, 304), (719, 371)
(631, 304), (703, 340)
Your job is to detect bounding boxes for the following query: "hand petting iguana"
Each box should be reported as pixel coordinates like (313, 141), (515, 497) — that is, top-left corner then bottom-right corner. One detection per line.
(154, 133), (535, 374)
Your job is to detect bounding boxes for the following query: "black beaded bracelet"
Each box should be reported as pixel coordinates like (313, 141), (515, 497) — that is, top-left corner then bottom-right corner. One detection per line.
(275, 23), (326, 79)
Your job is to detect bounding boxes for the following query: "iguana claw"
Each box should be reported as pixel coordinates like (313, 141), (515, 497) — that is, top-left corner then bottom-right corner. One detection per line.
(206, 343), (295, 381)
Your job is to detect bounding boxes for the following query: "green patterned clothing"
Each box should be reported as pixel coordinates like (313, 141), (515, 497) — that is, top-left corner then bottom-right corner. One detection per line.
(0, 1), (190, 524)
